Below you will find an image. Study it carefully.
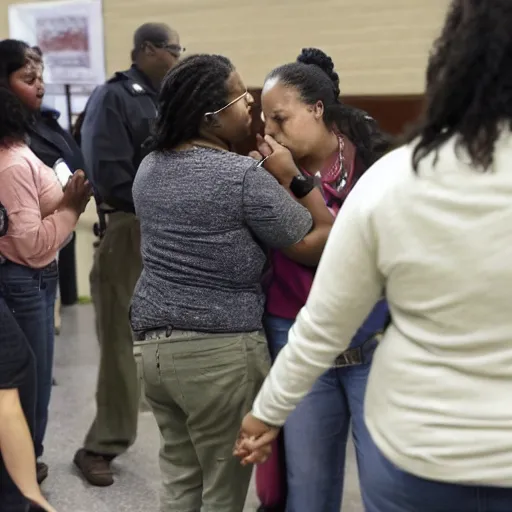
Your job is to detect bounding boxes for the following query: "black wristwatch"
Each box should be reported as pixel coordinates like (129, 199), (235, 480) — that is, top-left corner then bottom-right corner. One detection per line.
(289, 173), (315, 199)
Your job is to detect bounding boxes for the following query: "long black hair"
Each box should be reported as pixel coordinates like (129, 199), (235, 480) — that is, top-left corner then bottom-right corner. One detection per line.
(407, 0), (512, 171)
(0, 87), (30, 146)
(148, 54), (235, 151)
(0, 39), (37, 145)
(0, 39), (41, 85)
(266, 48), (391, 170)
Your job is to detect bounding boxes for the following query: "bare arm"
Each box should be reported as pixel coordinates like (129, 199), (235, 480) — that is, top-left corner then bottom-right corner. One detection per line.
(0, 389), (56, 511)
(252, 174), (384, 427)
(256, 135), (334, 266)
(282, 188), (334, 266)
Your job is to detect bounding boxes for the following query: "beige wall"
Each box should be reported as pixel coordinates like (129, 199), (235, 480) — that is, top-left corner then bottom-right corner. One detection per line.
(1, 0), (450, 94)
(1, 0), (450, 297)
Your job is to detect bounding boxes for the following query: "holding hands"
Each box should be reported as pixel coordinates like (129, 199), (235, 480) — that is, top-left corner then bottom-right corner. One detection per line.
(234, 412), (280, 465)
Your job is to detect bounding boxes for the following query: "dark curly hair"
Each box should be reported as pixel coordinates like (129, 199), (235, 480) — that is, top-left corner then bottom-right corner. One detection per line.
(0, 39), (38, 146)
(0, 87), (30, 146)
(0, 39), (42, 84)
(407, 0), (512, 171)
(148, 54), (235, 151)
(266, 48), (392, 169)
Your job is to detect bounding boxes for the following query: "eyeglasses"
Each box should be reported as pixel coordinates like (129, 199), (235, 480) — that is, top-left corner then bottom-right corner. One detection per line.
(204, 91), (251, 118)
(151, 42), (185, 58)
(163, 43), (185, 58)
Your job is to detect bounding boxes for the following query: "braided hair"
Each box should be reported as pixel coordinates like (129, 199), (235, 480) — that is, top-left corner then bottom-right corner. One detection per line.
(148, 54), (235, 151)
(407, 0), (512, 171)
(266, 48), (391, 169)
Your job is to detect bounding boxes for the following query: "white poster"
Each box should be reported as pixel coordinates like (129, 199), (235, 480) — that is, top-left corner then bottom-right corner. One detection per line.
(8, 0), (105, 85)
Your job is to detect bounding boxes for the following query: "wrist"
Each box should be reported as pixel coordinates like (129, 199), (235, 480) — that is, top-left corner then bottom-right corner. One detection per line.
(263, 420), (281, 430)
(259, 417), (282, 430)
(289, 174), (315, 199)
(278, 166), (301, 188)
(57, 204), (80, 219)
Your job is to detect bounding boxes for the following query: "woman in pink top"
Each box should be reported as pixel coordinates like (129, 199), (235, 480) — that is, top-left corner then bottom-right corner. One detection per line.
(0, 42), (91, 501)
(252, 49), (391, 512)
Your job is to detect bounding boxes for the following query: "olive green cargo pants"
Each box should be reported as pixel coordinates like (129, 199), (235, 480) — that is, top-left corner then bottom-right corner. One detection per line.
(141, 331), (271, 512)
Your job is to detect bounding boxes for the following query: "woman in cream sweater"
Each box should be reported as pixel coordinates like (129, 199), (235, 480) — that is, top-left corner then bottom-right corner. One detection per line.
(237, 1), (512, 510)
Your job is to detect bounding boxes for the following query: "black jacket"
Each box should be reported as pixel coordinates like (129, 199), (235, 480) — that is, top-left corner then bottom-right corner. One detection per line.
(80, 65), (158, 214)
(29, 105), (85, 173)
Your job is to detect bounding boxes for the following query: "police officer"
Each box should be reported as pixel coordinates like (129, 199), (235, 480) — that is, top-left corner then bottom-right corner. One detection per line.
(74, 22), (181, 487)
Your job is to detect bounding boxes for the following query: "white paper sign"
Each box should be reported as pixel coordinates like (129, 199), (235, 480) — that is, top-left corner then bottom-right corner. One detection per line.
(8, 0), (105, 85)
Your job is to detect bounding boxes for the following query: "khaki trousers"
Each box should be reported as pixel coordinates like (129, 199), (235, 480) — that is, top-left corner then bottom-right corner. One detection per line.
(140, 331), (270, 512)
(85, 211), (142, 456)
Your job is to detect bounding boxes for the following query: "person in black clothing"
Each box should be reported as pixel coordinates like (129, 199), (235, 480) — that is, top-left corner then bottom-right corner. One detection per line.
(28, 45), (82, 313)
(73, 22), (182, 487)
(31, 41), (80, 317)
(31, 104), (83, 333)
(0, 297), (56, 512)
(30, 105), (85, 173)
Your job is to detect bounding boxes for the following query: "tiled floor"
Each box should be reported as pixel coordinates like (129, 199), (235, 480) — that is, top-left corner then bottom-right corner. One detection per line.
(41, 304), (364, 511)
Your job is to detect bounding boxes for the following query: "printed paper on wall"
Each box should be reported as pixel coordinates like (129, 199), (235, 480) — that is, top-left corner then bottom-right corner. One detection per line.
(8, 0), (105, 85)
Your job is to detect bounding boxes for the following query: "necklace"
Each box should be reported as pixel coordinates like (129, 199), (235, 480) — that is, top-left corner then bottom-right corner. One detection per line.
(189, 139), (228, 152)
(319, 134), (348, 193)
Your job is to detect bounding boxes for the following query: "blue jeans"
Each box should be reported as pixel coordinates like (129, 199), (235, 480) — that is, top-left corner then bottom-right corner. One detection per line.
(0, 260), (58, 459)
(364, 444), (512, 512)
(264, 315), (377, 512)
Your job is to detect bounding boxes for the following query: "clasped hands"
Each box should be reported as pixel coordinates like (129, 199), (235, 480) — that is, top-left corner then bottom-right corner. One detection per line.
(233, 412), (280, 465)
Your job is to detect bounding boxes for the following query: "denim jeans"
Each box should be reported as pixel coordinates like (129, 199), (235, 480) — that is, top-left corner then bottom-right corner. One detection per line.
(363, 444), (512, 512)
(264, 315), (377, 512)
(0, 260), (58, 459)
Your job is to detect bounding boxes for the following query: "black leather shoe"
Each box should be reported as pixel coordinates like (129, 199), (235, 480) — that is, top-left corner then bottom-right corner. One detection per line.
(36, 461), (48, 484)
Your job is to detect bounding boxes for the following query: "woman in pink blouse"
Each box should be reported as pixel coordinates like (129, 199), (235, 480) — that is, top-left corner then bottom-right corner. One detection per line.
(0, 42), (91, 500)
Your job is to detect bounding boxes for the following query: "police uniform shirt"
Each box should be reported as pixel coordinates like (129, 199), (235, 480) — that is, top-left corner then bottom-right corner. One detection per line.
(80, 65), (158, 213)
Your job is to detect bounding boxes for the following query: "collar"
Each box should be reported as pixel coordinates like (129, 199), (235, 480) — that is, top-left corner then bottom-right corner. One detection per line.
(126, 65), (158, 95)
(40, 105), (61, 120)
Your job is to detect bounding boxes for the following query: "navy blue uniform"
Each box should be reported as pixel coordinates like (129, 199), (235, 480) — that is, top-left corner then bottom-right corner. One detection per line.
(81, 65), (158, 213)
(77, 65), (157, 461)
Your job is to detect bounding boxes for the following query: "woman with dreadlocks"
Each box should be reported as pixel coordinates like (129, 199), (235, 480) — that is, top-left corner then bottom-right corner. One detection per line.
(130, 54), (334, 511)
(244, 48), (391, 512)
(238, 1), (512, 511)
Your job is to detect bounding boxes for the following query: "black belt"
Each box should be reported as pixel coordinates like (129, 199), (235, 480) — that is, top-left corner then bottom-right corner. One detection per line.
(134, 325), (174, 342)
(133, 325), (263, 343)
(334, 333), (381, 367)
(334, 348), (364, 367)
(135, 325), (378, 367)
(133, 327), (263, 344)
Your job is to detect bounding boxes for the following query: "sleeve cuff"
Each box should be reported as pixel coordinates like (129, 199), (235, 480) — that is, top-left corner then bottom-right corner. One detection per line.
(251, 392), (288, 428)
